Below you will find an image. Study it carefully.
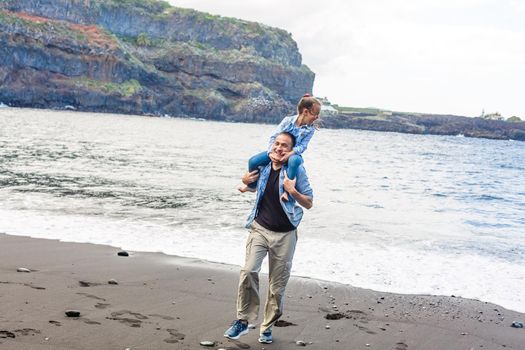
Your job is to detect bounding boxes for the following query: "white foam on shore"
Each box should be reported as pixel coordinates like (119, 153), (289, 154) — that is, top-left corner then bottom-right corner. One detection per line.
(2, 208), (524, 313)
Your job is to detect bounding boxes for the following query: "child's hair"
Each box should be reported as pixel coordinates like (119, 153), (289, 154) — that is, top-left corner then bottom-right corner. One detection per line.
(297, 93), (322, 130)
(297, 93), (321, 115)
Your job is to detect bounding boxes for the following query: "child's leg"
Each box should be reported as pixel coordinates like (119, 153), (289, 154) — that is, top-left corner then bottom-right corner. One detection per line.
(249, 151), (271, 172)
(281, 155), (303, 201)
(286, 155), (303, 180)
(243, 151), (270, 190)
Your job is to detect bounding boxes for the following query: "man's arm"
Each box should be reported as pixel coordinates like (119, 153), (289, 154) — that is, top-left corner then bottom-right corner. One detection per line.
(283, 171), (313, 209)
(242, 170), (260, 186)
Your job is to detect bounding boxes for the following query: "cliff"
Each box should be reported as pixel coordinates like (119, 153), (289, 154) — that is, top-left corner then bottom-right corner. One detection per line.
(0, 0), (314, 122)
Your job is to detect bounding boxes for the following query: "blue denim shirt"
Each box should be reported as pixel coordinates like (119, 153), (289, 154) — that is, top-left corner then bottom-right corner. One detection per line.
(267, 115), (316, 156)
(245, 163), (313, 229)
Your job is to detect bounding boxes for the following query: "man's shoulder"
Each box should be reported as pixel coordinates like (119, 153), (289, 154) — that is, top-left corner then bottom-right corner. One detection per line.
(293, 164), (309, 178)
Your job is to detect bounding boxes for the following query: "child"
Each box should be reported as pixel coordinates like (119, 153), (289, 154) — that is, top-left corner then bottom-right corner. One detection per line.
(239, 94), (321, 201)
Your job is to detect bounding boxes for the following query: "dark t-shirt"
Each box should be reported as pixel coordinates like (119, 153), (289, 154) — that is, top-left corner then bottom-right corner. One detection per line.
(255, 166), (296, 232)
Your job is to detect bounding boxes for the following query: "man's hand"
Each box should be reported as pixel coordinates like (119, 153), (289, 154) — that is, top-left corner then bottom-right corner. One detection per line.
(283, 170), (313, 209)
(269, 152), (280, 163)
(280, 150), (295, 163)
(241, 170), (259, 185)
(283, 170), (296, 193)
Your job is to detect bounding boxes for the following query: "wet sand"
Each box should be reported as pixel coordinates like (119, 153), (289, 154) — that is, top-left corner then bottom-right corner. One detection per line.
(1, 233), (524, 349)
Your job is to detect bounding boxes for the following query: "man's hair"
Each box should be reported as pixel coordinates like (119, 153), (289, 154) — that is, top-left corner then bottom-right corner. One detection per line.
(278, 131), (296, 148)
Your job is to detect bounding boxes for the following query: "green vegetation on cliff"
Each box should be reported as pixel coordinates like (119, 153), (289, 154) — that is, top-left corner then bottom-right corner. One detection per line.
(71, 77), (141, 97)
(507, 116), (523, 123)
(101, 0), (171, 14)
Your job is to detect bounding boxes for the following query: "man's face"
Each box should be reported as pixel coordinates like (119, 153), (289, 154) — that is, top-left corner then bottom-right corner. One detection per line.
(271, 133), (293, 159)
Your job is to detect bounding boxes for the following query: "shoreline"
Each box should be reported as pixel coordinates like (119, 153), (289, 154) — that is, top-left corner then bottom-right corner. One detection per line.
(2, 105), (524, 143)
(1, 233), (524, 349)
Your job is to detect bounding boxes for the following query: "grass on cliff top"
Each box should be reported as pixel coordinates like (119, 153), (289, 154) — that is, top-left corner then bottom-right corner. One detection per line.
(335, 106), (386, 114)
(101, 0), (171, 13)
(98, 0), (288, 44)
(0, 10), (118, 50)
(71, 77), (141, 97)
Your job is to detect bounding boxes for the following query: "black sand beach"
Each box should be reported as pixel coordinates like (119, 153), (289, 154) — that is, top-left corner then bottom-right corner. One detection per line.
(1, 233), (524, 349)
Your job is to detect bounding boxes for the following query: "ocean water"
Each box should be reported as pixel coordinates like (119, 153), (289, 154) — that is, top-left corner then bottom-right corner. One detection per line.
(1, 108), (524, 312)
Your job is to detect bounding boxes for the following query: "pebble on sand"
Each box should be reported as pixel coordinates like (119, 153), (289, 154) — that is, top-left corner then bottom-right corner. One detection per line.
(108, 279), (119, 285)
(511, 321), (524, 328)
(65, 310), (81, 317)
(199, 340), (215, 347)
(117, 251), (129, 257)
(17, 267), (31, 273)
(296, 340), (306, 346)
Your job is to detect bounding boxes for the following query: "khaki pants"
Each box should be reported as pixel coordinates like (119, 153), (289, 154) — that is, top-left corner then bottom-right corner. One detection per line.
(236, 221), (298, 334)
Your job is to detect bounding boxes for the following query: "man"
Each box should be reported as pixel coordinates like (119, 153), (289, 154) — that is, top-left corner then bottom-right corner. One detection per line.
(224, 131), (314, 344)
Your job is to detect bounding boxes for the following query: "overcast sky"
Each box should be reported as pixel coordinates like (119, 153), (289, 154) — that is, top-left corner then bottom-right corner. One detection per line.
(170, 0), (525, 118)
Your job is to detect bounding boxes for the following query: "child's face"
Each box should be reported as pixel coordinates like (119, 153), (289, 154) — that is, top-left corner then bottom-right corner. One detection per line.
(304, 104), (321, 124)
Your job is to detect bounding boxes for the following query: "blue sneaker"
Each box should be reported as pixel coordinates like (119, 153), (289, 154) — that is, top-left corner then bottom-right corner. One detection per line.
(258, 329), (273, 344)
(224, 320), (249, 340)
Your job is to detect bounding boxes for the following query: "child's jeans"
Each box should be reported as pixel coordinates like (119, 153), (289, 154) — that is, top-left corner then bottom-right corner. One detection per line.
(247, 151), (303, 189)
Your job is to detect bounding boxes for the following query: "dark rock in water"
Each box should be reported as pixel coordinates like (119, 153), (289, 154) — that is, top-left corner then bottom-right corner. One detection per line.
(511, 321), (524, 328)
(117, 251), (129, 257)
(16, 267), (31, 273)
(108, 279), (119, 285)
(325, 313), (346, 320)
(65, 310), (81, 317)
(199, 340), (215, 347)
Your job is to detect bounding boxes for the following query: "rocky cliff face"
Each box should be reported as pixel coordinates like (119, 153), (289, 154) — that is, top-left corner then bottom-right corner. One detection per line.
(0, 0), (314, 121)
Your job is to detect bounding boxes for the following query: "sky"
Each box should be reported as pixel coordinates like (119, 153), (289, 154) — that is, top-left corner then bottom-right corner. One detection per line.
(170, 0), (525, 118)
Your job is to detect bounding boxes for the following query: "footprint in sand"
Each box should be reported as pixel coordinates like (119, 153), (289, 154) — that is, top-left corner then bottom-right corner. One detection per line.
(94, 303), (111, 309)
(274, 320), (297, 327)
(395, 342), (408, 350)
(149, 314), (175, 320)
(81, 318), (101, 325)
(14, 328), (41, 336)
(163, 328), (185, 343)
(354, 323), (377, 334)
(76, 292), (106, 301)
(79, 281), (102, 287)
(227, 339), (251, 349)
(23, 284), (46, 290)
(107, 310), (149, 328)
(1, 281), (45, 290)
(0, 331), (16, 338)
